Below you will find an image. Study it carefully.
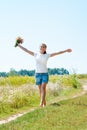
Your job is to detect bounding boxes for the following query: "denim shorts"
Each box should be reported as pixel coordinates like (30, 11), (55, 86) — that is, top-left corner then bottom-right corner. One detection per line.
(35, 73), (49, 85)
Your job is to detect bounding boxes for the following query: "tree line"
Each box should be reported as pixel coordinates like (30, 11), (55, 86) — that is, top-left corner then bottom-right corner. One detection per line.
(0, 68), (69, 77)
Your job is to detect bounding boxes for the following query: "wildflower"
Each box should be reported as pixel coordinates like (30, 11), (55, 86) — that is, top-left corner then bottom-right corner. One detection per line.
(14, 37), (23, 47)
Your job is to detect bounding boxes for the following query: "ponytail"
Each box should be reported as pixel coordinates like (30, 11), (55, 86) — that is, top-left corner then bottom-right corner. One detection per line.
(43, 51), (46, 54)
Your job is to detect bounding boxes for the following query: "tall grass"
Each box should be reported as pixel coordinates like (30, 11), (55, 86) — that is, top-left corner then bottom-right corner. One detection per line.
(0, 74), (82, 119)
(0, 76), (35, 86)
(49, 74), (81, 88)
(0, 74), (81, 88)
(77, 74), (87, 79)
(0, 84), (39, 118)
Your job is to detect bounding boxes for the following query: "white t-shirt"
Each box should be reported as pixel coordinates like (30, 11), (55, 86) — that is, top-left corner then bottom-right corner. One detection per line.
(34, 53), (50, 73)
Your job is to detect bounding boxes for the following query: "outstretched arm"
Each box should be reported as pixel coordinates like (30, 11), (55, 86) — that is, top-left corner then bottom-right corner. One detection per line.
(18, 44), (34, 56)
(50, 49), (72, 57)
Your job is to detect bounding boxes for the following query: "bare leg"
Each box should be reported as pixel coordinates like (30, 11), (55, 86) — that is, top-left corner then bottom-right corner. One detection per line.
(38, 85), (43, 107)
(38, 83), (47, 107)
(38, 85), (41, 100)
(42, 83), (46, 107)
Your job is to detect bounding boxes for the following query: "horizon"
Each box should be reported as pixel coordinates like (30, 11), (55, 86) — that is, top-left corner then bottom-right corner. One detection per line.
(0, 67), (86, 75)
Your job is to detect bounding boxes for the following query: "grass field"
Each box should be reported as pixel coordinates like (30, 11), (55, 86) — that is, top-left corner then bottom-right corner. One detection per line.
(0, 75), (81, 119)
(0, 74), (87, 129)
(0, 94), (87, 130)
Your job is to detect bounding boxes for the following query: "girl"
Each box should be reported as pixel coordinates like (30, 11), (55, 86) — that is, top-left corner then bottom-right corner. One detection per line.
(17, 42), (72, 107)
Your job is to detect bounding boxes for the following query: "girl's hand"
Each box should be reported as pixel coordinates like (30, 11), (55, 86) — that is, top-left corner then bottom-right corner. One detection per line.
(66, 49), (72, 52)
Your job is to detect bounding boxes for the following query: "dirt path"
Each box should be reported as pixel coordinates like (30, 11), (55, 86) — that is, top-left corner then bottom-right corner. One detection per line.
(0, 85), (87, 125)
(82, 85), (87, 91)
(0, 108), (36, 125)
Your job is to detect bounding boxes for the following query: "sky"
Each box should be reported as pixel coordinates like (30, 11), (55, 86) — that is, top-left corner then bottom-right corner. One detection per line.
(0, 0), (87, 74)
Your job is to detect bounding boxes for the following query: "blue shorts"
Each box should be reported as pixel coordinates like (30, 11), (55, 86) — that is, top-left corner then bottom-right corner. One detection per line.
(35, 73), (49, 85)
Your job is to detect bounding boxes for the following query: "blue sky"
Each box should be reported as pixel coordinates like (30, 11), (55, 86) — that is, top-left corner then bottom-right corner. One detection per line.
(0, 0), (87, 74)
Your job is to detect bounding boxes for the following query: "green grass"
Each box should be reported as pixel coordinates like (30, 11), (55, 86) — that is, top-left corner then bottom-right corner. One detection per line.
(77, 74), (87, 79)
(0, 75), (83, 120)
(0, 76), (35, 86)
(0, 85), (39, 119)
(0, 74), (81, 88)
(0, 85), (82, 120)
(0, 94), (87, 130)
(49, 74), (81, 88)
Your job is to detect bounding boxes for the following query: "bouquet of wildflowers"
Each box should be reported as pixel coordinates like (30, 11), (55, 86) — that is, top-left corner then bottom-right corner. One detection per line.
(14, 37), (23, 47)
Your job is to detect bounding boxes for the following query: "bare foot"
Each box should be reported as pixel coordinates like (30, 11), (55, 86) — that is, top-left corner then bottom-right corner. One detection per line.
(43, 100), (46, 107)
(39, 101), (43, 107)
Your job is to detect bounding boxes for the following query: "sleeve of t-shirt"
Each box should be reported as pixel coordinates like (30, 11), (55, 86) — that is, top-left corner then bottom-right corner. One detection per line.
(34, 53), (37, 57)
(47, 54), (51, 58)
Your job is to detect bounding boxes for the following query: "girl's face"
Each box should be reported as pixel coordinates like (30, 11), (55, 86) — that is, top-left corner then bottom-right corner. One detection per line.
(39, 43), (47, 54)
